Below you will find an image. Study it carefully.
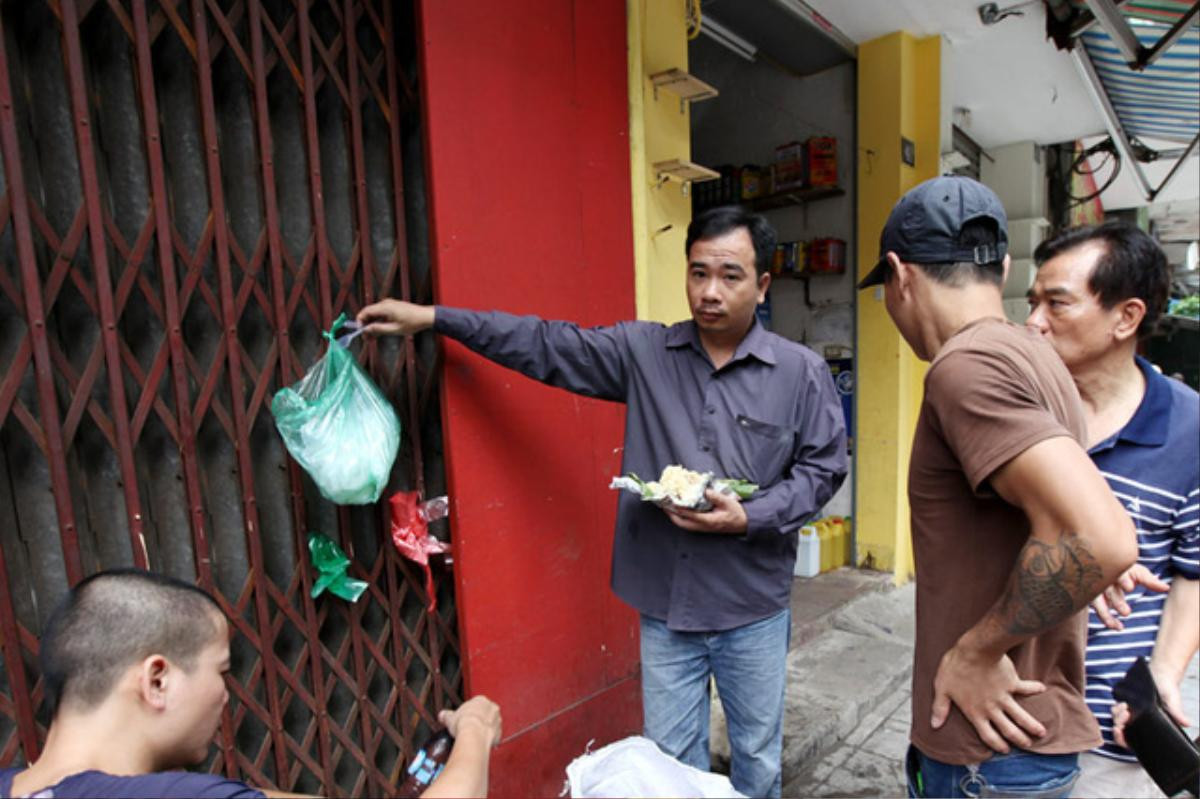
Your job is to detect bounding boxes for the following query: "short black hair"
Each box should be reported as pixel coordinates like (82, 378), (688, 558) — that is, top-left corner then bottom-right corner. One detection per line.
(1034, 222), (1170, 339)
(912, 261), (1004, 288)
(685, 206), (777, 277)
(40, 569), (224, 715)
(908, 219), (1004, 287)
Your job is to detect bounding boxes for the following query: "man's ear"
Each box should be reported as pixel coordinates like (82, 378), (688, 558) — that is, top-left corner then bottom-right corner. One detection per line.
(1112, 297), (1146, 342)
(138, 655), (171, 711)
(757, 270), (771, 303)
(886, 252), (911, 294)
(1000, 254), (1011, 286)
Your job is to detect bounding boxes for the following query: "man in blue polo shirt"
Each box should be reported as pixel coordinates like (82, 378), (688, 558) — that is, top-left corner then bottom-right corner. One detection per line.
(1027, 222), (1199, 797)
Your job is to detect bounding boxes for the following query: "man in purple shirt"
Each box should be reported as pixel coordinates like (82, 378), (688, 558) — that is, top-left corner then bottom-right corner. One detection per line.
(1, 569), (501, 798)
(358, 206), (848, 797)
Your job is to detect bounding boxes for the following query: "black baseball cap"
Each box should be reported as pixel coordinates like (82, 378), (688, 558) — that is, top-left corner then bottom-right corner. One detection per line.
(857, 175), (1008, 289)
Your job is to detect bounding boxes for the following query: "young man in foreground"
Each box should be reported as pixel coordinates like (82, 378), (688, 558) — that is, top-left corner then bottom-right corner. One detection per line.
(1, 569), (500, 798)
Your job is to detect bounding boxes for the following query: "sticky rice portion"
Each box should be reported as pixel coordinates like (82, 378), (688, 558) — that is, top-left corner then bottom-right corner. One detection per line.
(646, 465), (710, 507)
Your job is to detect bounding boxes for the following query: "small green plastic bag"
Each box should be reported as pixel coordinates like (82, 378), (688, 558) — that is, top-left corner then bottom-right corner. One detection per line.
(271, 314), (400, 505)
(308, 532), (368, 602)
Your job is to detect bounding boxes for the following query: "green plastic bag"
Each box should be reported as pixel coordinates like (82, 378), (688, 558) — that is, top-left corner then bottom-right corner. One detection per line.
(308, 532), (368, 602)
(271, 314), (400, 505)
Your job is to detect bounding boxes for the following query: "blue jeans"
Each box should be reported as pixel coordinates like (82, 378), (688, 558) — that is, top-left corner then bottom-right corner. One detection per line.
(906, 745), (1080, 798)
(640, 609), (789, 799)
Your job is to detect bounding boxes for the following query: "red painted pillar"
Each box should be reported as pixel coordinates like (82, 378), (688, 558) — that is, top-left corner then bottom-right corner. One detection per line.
(415, 2), (641, 794)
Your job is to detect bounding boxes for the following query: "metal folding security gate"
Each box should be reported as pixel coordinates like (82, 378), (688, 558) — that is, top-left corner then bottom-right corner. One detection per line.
(0, 0), (459, 795)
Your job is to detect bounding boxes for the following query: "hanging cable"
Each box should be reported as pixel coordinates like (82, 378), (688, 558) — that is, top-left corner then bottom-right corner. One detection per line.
(1067, 137), (1123, 206)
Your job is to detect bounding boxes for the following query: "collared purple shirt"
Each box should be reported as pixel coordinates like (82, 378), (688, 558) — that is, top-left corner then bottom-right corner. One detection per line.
(434, 307), (847, 631)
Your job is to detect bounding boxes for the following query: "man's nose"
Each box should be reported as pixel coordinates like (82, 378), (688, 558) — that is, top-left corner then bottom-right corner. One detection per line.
(700, 276), (722, 299)
(1025, 304), (1047, 334)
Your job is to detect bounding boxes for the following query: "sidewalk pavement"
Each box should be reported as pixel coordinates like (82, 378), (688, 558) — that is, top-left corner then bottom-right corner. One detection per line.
(711, 568), (1200, 799)
(708, 568), (916, 796)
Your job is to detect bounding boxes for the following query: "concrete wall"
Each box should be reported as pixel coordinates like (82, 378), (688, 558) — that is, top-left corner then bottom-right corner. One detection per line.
(980, 140), (1050, 324)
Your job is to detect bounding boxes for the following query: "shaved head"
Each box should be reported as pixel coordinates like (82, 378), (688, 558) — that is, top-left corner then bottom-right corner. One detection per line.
(39, 569), (224, 714)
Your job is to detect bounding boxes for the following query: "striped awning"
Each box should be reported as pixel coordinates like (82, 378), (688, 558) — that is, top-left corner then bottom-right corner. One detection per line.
(1077, 1), (1199, 143)
(1058, 0), (1200, 200)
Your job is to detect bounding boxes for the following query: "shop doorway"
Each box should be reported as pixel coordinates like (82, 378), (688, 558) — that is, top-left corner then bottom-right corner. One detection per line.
(688, 15), (858, 561)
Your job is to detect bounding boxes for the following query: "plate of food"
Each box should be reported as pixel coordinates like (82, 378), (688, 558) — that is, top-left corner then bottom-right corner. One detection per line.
(610, 464), (757, 511)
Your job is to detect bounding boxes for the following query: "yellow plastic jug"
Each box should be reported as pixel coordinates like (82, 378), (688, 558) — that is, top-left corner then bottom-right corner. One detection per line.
(842, 516), (853, 567)
(829, 517), (845, 570)
(817, 520), (833, 572)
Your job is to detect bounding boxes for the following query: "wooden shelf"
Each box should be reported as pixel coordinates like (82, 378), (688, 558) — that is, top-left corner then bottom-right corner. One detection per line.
(750, 185), (844, 211)
(653, 159), (720, 184)
(649, 68), (719, 104)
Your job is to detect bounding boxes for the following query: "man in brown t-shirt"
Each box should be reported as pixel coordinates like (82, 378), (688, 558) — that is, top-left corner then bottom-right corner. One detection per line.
(857, 176), (1137, 797)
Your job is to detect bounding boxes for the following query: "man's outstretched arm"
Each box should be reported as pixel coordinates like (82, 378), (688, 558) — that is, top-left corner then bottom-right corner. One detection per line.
(931, 435), (1137, 753)
(257, 697), (502, 799)
(358, 300), (629, 401)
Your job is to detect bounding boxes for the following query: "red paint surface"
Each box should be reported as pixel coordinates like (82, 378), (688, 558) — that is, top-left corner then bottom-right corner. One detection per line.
(416, 2), (641, 794)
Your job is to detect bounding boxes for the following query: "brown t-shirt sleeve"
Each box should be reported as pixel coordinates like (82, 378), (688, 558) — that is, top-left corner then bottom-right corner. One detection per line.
(926, 348), (1076, 494)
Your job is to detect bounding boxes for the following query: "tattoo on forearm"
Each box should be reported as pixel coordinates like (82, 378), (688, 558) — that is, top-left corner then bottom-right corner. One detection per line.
(1000, 531), (1105, 636)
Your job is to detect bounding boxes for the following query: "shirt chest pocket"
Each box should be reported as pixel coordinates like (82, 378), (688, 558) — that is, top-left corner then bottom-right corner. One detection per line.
(734, 414), (797, 484)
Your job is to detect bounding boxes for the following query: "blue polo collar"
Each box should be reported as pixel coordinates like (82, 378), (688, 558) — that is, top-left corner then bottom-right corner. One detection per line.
(1090, 355), (1171, 453)
(666, 318), (777, 366)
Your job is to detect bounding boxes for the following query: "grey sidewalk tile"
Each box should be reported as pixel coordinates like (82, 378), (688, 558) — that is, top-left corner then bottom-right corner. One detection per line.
(790, 569), (895, 649)
(830, 587), (916, 648)
(844, 689), (909, 748)
(805, 748), (906, 798)
(784, 743), (852, 796)
(843, 707), (890, 748)
(878, 687), (911, 717)
(785, 629), (912, 757)
(858, 724), (911, 762)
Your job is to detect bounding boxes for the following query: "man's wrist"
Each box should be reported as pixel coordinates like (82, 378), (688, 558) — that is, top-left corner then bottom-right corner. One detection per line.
(954, 626), (1005, 662)
(453, 715), (499, 748)
(1148, 656), (1186, 688)
(728, 507), (748, 534)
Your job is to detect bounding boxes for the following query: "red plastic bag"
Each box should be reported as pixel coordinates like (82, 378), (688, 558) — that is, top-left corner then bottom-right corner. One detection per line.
(389, 491), (450, 612)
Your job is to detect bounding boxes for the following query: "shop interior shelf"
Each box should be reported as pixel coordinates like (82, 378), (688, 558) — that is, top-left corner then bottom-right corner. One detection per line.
(750, 185), (844, 211)
(653, 158), (721, 184)
(649, 68), (719, 104)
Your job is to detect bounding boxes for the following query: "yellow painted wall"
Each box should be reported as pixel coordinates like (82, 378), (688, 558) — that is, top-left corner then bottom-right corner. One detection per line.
(627, 0), (693, 323)
(854, 33), (941, 584)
